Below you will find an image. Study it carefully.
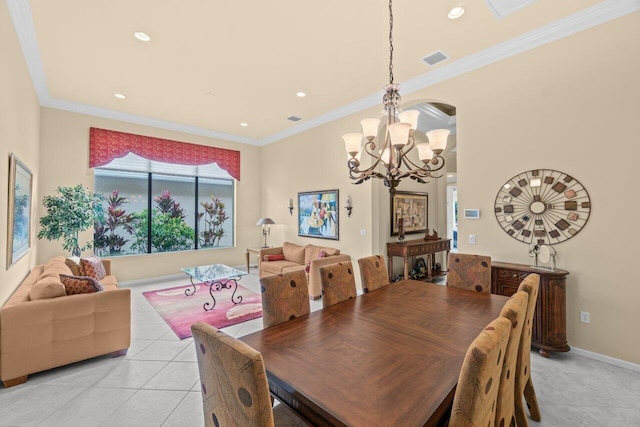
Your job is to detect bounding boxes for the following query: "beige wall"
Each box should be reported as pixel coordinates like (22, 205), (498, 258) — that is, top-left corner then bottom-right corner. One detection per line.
(263, 12), (640, 364)
(0, 2), (41, 305)
(38, 108), (263, 282)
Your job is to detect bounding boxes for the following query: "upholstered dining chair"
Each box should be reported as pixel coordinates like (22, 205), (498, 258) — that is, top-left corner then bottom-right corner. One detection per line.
(446, 253), (492, 293)
(515, 273), (542, 426)
(319, 261), (357, 308)
(450, 317), (511, 427)
(191, 322), (307, 427)
(259, 270), (310, 328)
(495, 291), (529, 427)
(357, 255), (390, 294)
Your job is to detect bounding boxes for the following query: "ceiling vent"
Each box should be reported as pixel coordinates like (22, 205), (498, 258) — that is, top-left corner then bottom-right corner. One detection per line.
(484, 0), (538, 18)
(421, 51), (448, 67)
(287, 116), (302, 122)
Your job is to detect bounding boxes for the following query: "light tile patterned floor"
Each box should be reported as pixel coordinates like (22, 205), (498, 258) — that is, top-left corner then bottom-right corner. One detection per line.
(0, 268), (638, 426)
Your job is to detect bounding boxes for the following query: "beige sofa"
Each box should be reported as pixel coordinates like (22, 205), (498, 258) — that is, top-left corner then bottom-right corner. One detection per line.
(259, 242), (351, 299)
(0, 256), (131, 387)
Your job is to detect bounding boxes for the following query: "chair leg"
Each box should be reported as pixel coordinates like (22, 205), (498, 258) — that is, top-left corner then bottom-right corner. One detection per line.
(3, 375), (28, 388)
(524, 376), (541, 421)
(514, 394), (529, 427)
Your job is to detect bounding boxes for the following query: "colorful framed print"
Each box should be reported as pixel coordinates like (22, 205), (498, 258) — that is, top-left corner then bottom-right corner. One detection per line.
(298, 189), (339, 240)
(7, 154), (33, 267)
(391, 191), (428, 236)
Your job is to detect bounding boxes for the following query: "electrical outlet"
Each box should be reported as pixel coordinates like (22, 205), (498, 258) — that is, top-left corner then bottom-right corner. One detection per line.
(469, 234), (476, 244)
(360, 228), (367, 236)
(580, 311), (590, 323)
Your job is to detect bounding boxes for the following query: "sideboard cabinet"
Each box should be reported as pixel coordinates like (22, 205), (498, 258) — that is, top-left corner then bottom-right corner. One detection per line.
(491, 262), (570, 357)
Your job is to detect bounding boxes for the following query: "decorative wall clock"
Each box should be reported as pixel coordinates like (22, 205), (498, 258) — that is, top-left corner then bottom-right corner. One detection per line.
(494, 169), (591, 245)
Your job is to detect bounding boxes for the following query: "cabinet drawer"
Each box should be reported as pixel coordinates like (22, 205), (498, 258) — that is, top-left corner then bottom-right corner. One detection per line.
(494, 280), (519, 297)
(495, 268), (530, 284)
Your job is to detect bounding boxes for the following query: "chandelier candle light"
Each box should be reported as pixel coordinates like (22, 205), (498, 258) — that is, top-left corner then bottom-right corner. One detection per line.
(343, 0), (449, 195)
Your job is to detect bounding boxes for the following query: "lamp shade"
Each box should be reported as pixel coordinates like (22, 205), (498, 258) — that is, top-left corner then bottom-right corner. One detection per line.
(426, 129), (450, 154)
(343, 133), (363, 156)
(360, 118), (381, 139)
(388, 122), (411, 149)
(416, 143), (434, 162)
(398, 110), (419, 130)
(256, 218), (275, 226)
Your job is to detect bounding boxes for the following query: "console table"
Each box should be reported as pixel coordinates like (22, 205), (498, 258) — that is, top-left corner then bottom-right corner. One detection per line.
(491, 262), (570, 357)
(387, 238), (451, 281)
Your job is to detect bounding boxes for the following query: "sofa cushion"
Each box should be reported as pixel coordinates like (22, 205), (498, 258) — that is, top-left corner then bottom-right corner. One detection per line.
(65, 257), (84, 276)
(80, 256), (106, 281)
(29, 277), (67, 300)
(305, 245), (340, 265)
(261, 260), (304, 276)
(60, 274), (104, 295)
(282, 242), (305, 265)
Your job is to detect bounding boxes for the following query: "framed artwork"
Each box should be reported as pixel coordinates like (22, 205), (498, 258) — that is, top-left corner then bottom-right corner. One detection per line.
(391, 191), (428, 236)
(7, 154), (33, 267)
(298, 189), (339, 240)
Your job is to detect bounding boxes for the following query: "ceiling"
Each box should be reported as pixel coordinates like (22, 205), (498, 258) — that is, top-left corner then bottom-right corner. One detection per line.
(8, 0), (635, 146)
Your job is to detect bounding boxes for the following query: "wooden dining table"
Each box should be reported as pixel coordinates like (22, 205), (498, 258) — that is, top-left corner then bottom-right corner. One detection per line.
(241, 279), (509, 426)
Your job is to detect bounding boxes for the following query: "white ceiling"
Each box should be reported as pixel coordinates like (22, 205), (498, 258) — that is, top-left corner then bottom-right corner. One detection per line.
(7, 0), (638, 146)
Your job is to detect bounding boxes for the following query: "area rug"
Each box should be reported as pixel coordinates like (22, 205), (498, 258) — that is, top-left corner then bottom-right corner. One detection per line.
(143, 282), (262, 339)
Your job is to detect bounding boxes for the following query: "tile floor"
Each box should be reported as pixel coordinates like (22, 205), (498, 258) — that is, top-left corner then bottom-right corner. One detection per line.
(0, 268), (638, 426)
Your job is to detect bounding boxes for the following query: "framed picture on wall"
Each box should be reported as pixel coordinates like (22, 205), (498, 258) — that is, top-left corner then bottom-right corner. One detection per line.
(391, 191), (428, 236)
(298, 189), (339, 240)
(7, 153), (33, 267)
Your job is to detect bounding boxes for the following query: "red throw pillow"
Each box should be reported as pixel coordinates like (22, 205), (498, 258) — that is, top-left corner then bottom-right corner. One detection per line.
(60, 274), (104, 295)
(263, 254), (285, 262)
(80, 256), (106, 281)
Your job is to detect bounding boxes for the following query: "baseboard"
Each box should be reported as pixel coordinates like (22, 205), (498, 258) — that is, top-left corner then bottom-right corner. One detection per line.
(571, 347), (640, 373)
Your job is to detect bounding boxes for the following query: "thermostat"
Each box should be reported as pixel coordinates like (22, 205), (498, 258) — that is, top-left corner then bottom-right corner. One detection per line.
(464, 209), (480, 219)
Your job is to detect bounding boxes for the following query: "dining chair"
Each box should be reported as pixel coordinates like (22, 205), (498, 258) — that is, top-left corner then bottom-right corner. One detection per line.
(259, 270), (310, 328)
(319, 261), (357, 308)
(357, 255), (390, 293)
(446, 253), (492, 293)
(450, 316), (511, 427)
(191, 322), (308, 426)
(515, 273), (542, 426)
(495, 291), (529, 427)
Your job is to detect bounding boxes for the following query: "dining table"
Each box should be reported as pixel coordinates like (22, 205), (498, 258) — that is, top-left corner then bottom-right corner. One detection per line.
(240, 279), (509, 427)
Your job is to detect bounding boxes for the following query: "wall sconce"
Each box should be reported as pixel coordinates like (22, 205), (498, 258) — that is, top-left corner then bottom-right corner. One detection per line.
(288, 197), (294, 215)
(345, 195), (353, 217)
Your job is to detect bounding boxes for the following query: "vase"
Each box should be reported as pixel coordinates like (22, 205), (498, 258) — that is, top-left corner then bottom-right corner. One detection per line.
(397, 218), (405, 242)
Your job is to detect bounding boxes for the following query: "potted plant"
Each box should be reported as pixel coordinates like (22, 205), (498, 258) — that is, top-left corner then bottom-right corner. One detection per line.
(37, 185), (98, 256)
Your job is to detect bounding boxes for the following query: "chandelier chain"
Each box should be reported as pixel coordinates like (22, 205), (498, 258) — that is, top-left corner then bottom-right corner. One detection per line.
(389, 0), (394, 84)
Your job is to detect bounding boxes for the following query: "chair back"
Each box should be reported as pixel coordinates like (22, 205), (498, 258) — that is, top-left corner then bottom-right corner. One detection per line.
(515, 274), (540, 390)
(319, 261), (357, 308)
(496, 291), (529, 427)
(450, 317), (511, 427)
(191, 322), (275, 427)
(446, 253), (492, 293)
(259, 270), (310, 328)
(358, 255), (390, 293)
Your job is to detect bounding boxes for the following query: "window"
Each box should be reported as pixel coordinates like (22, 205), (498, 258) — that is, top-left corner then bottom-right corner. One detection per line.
(94, 153), (234, 257)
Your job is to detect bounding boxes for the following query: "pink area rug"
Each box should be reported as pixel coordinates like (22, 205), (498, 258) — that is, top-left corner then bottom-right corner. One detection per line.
(143, 282), (262, 339)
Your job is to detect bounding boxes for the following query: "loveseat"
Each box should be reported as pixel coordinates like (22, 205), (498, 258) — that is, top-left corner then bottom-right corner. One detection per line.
(259, 242), (351, 299)
(0, 256), (130, 387)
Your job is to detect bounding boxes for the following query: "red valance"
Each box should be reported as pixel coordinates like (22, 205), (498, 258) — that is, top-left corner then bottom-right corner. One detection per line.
(89, 127), (241, 181)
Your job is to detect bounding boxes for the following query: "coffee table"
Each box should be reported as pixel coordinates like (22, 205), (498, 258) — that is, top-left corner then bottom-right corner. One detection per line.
(181, 264), (248, 311)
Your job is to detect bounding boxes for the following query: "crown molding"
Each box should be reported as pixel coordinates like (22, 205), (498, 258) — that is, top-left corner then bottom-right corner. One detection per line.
(8, 0), (639, 147)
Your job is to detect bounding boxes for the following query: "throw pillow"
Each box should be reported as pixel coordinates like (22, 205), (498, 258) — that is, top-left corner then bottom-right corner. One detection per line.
(30, 277), (67, 300)
(65, 256), (84, 276)
(80, 256), (107, 281)
(305, 250), (326, 273)
(263, 254), (285, 262)
(60, 274), (104, 295)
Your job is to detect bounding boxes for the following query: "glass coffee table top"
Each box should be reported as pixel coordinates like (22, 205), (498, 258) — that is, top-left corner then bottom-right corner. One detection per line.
(181, 264), (247, 283)
(181, 264), (248, 311)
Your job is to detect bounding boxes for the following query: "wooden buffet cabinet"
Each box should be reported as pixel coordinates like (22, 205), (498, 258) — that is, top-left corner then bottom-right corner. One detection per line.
(491, 262), (570, 357)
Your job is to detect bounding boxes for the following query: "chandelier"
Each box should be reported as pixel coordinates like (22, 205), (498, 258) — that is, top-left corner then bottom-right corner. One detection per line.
(343, 0), (449, 195)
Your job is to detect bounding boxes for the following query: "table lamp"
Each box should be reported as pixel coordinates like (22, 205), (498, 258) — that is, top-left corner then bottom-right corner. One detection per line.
(256, 218), (275, 247)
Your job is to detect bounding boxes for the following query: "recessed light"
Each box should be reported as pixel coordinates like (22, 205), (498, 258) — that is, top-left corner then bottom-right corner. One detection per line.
(448, 6), (465, 19)
(296, 91), (306, 98)
(134, 31), (151, 42)
(114, 93), (126, 99)
(240, 123), (248, 127)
